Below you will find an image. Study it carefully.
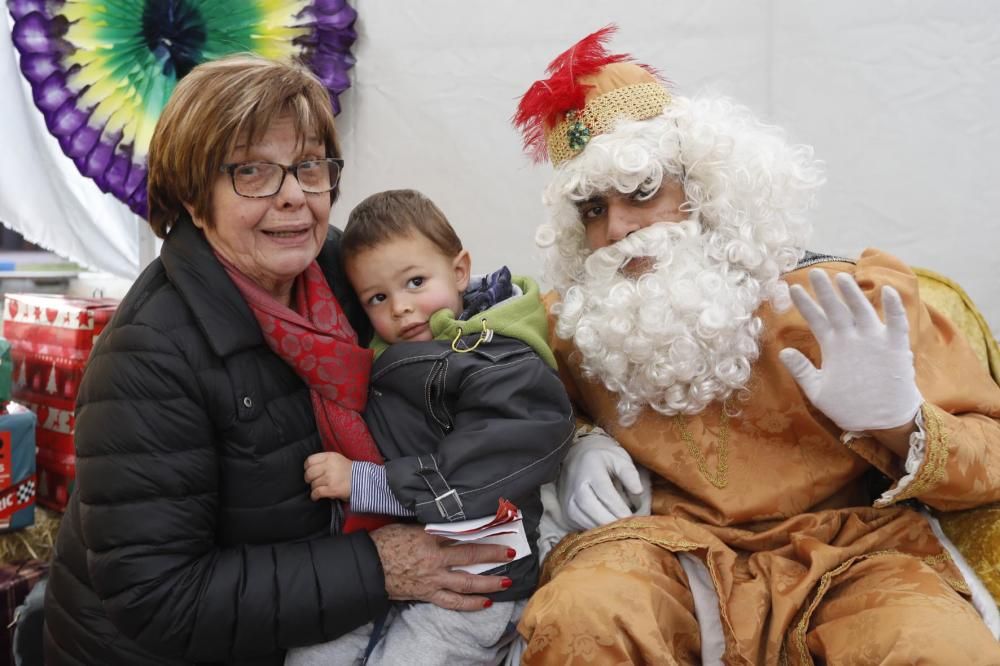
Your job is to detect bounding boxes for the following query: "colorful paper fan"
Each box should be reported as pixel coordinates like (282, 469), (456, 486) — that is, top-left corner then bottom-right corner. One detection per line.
(8, 0), (358, 218)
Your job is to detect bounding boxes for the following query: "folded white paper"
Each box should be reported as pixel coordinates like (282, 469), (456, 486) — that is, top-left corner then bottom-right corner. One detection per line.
(425, 509), (531, 574)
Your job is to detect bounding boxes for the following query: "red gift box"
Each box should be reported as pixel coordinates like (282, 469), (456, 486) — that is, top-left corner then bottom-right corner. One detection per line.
(35, 462), (73, 514)
(3, 294), (118, 511)
(3, 294), (117, 358)
(9, 396), (74, 512)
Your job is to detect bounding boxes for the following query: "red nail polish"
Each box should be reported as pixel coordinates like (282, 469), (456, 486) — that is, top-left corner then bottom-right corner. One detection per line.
(501, 578), (513, 589)
(483, 599), (493, 608)
(506, 548), (517, 559)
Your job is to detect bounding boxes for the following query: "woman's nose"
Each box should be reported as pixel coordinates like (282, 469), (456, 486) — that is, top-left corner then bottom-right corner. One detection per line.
(275, 169), (307, 206)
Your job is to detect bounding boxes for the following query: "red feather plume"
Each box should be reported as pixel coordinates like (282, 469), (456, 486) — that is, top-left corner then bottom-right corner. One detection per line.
(513, 25), (635, 162)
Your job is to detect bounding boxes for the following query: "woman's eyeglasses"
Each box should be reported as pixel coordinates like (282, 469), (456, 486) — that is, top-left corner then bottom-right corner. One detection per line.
(220, 158), (344, 198)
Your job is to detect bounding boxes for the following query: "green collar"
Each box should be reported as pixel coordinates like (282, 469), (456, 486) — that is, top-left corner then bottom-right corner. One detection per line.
(369, 274), (555, 368)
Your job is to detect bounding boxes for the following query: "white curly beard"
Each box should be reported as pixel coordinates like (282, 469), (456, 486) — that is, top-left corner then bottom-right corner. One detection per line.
(554, 219), (786, 426)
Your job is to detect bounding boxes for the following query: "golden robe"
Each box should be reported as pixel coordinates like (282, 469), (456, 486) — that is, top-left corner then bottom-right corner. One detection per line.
(519, 250), (1000, 665)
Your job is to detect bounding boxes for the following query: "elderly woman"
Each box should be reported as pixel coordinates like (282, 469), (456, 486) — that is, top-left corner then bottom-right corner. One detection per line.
(42, 55), (513, 665)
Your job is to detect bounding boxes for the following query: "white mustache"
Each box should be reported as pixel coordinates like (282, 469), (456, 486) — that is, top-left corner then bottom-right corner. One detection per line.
(583, 218), (702, 282)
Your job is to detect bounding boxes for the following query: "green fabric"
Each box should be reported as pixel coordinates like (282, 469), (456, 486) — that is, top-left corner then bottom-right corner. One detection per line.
(0, 338), (10, 402)
(369, 275), (556, 369)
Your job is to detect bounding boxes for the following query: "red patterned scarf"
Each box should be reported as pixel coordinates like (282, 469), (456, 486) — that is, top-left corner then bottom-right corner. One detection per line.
(218, 254), (394, 534)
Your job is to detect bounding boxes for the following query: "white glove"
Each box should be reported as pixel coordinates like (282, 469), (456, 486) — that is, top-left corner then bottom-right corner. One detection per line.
(558, 431), (651, 531)
(779, 270), (923, 432)
(535, 482), (568, 562)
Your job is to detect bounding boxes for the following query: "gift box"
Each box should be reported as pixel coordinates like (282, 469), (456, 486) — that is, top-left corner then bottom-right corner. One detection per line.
(3, 293), (118, 358)
(35, 462), (72, 514)
(20, 396), (74, 511)
(0, 559), (47, 666)
(3, 294), (118, 511)
(0, 409), (36, 533)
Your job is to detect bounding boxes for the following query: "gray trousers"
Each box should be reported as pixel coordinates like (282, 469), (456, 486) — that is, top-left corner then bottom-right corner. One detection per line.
(286, 599), (523, 666)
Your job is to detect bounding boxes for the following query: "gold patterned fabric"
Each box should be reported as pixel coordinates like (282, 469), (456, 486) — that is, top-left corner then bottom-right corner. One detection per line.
(939, 506), (1000, 602)
(914, 266), (1000, 386)
(519, 249), (1000, 664)
(914, 266), (1000, 602)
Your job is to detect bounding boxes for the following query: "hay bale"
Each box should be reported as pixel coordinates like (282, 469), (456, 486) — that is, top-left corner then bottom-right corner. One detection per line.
(0, 508), (62, 564)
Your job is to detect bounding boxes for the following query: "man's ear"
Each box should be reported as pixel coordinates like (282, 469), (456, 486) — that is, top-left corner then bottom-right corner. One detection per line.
(453, 249), (472, 292)
(182, 201), (204, 229)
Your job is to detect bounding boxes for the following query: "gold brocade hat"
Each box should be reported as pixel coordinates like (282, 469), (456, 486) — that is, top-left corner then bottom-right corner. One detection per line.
(513, 25), (671, 165)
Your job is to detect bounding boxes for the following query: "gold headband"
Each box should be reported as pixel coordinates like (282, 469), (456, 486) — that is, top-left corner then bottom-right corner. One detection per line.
(545, 82), (671, 165)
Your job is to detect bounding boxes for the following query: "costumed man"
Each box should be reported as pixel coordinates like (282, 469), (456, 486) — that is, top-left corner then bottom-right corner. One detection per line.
(512, 27), (1000, 665)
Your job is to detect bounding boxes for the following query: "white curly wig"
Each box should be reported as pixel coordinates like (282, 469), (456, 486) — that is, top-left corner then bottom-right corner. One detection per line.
(540, 94), (825, 425)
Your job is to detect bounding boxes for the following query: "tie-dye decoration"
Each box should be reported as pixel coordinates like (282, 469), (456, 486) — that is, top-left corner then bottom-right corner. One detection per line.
(7, 0), (358, 218)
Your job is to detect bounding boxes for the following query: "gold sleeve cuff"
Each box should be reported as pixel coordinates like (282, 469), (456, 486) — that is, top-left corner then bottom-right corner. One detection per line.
(876, 403), (950, 506)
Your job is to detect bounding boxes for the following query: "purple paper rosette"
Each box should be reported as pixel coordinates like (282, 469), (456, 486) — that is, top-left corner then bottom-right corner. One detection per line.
(8, 0), (358, 218)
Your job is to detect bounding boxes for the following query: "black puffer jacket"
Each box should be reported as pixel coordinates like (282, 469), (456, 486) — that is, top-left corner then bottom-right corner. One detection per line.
(368, 323), (574, 601)
(43, 218), (386, 666)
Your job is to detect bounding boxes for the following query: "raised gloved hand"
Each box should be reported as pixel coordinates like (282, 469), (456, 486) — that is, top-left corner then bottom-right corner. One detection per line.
(558, 430), (651, 531)
(779, 269), (923, 433)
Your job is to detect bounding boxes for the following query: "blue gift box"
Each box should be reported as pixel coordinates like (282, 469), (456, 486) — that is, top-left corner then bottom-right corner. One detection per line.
(0, 410), (37, 532)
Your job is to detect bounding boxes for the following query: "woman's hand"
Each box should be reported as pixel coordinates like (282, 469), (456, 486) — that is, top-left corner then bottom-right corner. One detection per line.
(370, 523), (515, 611)
(304, 452), (353, 501)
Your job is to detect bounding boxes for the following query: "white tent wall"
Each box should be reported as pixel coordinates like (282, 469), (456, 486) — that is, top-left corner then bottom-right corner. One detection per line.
(335, 0), (1000, 333)
(2, 1), (998, 332)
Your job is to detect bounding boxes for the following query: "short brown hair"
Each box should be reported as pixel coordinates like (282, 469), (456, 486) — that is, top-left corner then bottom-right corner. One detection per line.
(146, 54), (341, 238)
(342, 190), (463, 258)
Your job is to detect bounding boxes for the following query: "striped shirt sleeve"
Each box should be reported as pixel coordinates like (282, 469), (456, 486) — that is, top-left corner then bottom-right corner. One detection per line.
(350, 461), (416, 517)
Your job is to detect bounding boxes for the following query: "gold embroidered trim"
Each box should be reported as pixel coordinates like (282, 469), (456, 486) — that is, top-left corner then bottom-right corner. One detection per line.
(674, 406), (730, 489)
(921, 553), (970, 594)
(790, 548), (969, 663)
(791, 550), (900, 665)
(703, 550), (744, 664)
(540, 520), (701, 585)
(942, 574), (971, 595)
(888, 403), (950, 502)
(541, 520), (751, 662)
(546, 83), (671, 164)
(921, 552), (950, 566)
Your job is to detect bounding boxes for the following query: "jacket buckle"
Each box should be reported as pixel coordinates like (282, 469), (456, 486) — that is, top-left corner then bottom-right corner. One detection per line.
(434, 488), (464, 520)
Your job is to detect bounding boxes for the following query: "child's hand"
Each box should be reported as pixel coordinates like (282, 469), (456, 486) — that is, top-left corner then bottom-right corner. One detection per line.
(304, 452), (353, 501)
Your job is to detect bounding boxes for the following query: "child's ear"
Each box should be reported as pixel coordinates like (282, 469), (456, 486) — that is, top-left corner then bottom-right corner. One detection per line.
(453, 249), (472, 292)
